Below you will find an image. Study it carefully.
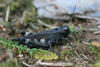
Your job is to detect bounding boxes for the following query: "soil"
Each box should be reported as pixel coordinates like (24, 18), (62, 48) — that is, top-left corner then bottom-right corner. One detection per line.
(0, 0), (100, 67)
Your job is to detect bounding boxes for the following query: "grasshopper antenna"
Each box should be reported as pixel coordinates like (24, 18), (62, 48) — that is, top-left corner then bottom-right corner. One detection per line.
(64, 5), (76, 47)
(69, 5), (76, 24)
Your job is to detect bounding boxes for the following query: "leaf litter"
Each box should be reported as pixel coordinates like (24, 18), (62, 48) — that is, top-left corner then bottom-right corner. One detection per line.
(0, 0), (100, 67)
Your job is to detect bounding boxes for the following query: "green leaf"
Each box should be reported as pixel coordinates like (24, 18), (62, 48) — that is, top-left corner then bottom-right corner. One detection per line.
(32, 49), (58, 61)
(18, 45), (23, 54)
(0, 37), (2, 40)
(3, 38), (6, 41)
(6, 40), (10, 43)
(90, 43), (95, 51)
(18, 45), (23, 50)
(29, 50), (33, 55)
(44, 56), (46, 61)
(8, 44), (12, 50)
(14, 42), (19, 45)
(3, 43), (8, 48)
(8, 41), (12, 46)
(3, 38), (6, 44)
(18, 50), (22, 54)
(25, 48), (30, 53)
(13, 44), (18, 49)
(70, 23), (75, 32)
(86, 45), (88, 50)
(75, 40), (80, 43)
(22, 45), (27, 51)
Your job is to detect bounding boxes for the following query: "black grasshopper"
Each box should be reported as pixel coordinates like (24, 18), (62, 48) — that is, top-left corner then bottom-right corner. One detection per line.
(12, 25), (74, 52)
(12, 6), (76, 52)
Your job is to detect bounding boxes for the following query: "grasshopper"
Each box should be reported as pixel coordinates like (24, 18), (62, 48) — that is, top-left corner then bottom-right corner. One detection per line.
(12, 6), (76, 52)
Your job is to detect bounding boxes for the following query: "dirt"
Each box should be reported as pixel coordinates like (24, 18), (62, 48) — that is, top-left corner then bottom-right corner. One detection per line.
(0, 0), (100, 67)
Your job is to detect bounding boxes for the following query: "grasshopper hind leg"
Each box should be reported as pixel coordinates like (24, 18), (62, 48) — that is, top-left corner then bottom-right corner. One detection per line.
(48, 41), (58, 52)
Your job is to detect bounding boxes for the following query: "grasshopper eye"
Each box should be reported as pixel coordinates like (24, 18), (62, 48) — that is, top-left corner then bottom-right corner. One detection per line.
(55, 28), (58, 30)
(20, 31), (26, 35)
(64, 28), (68, 31)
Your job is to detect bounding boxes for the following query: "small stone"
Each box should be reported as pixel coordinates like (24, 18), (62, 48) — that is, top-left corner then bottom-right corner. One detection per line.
(18, 54), (23, 58)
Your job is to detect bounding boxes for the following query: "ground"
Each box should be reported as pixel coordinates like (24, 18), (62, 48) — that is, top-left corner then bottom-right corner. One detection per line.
(0, 0), (100, 67)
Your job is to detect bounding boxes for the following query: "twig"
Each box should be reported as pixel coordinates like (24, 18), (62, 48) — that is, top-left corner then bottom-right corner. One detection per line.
(5, 5), (10, 23)
(79, 54), (88, 59)
(27, 28), (33, 32)
(74, 51), (80, 58)
(82, 41), (90, 45)
(95, 22), (100, 25)
(0, 54), (9, 63)
(37, 19), (55, 29)
(0, 18), (5, 26)
(83, 28), (98, 32)
(29, 22), (38, 29)
(22, 62), (32, 67)
(94, 31), (100, 34)
(0, 4), (6, 8)
(0, 13), (4, 16)
(0, 51), (13, 63)
(36, 59), (42, 64)
(69, 5), (76, 24)
(38, 62), (73, 66)
(75, 15), (100, 21)
(20, 10), (27, 24)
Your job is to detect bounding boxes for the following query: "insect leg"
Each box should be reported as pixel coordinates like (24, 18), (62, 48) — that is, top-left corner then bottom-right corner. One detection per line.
(63, 38), (76, 47)
(48, 41), (57, 52)
(64, 38), (73, 46)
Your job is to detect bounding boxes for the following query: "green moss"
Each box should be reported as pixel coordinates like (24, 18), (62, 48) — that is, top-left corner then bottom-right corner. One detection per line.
(0, 59), (21, 67)
(0, 37), (58, 61)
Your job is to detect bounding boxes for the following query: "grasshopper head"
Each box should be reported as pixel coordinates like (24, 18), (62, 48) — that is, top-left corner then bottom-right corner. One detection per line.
(61, 25), (70, 37)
